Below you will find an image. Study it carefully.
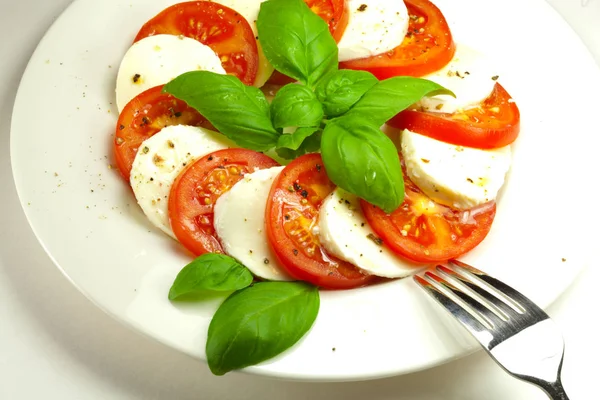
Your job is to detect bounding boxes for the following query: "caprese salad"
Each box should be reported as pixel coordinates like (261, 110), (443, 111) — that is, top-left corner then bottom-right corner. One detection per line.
(112, 0), (520, 375)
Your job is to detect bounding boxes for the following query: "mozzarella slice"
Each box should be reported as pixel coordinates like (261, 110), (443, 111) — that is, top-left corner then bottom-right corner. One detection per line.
(116, 34), (226, 112)
(414, 45), (498, 114)
(401, 129), (512, 210)
(213, 167), (292, 281)
(130, 125), (233, 238)
(338, 0), (409, 62)
(210, 0), (274, 87)
(318, 188), (420, 278)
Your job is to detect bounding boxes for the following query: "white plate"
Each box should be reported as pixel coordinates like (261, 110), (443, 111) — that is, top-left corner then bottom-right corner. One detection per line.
(10, 0), (600, 381)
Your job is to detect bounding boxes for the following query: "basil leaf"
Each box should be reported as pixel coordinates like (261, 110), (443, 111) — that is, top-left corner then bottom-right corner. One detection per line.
(168, 254), (253, 301)
(277, 127), (320, 151)
(321, 116), (404, 213)
(257, 0), (338, 88)
(276, 128), (322, 160)
(347, 77), (455, 126)
(315, 70), (378, 117)
(271, 85), (324, 129)
(206, 282), (320, 375)
(163, 71), (279, 151)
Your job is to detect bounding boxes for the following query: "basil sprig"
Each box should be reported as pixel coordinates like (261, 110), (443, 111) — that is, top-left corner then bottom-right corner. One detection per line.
(270, 85), (323, 129)
(277, 126), (320, 151)
(163, 72), (279, 152)
(164, 0), (454, 213)
(346, 77), (455, 126)
(168, 254), (253, 300)
(206, 282), (319, 376)
(257, 0), (338, 88)
(276, 127), (322, 160)
(169, 254), (320, 376)
(315, 70), (378, 117)
(321, 116), (404, 213)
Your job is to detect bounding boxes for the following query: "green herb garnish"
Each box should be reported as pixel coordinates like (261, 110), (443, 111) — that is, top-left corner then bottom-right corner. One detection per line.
(270, 84), (324, 129)
(315, 69), (379, 117)
(257, 0), (338, 88)
(321, 115), (405, 213)
(346, 76), (454, 126)
(206, 282), (319, 376)
(168, 254), (253, 300)
(163, 73), (279, 152)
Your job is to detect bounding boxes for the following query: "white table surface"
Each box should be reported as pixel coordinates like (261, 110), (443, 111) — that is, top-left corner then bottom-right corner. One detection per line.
(1, 1), (599, 399)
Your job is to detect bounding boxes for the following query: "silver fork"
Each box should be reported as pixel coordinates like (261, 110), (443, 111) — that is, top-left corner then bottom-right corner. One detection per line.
(414, 259), (570, 400)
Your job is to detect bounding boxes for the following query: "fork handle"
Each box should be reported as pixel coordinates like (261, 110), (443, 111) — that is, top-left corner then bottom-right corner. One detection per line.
(538, 379), (569, 400)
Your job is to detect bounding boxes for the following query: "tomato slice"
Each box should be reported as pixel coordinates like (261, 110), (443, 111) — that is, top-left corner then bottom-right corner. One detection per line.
(114, 85), (211, 181)
(305, 0), (349, 42)
(265, 154), (373, 289)
(340, 0), (456, 79)
(390, 83), (520, 149)
(169, 149), (279, 256)
(134, 1), (258, 85)
(361, 175), (496, 263)
(265, 70), (296, 87)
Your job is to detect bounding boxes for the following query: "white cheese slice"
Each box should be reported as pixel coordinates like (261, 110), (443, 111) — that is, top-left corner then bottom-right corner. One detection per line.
(319, 188), (420, 278)
(130, 125), (233, 237)
(213, 166), (293, 281)
(414, 44), (498, 114)
(401, 129), (512, 210)
(338, 0), (409, 62)
(116, 34), (225, 112)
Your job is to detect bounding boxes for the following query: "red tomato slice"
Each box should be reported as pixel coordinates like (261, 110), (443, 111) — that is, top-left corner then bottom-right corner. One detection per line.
(390, 83), (520, 149)
(265, 154), (374, 289)
(114, 85), (211, 181)
(305, 0), (349, 42)
(169, 149), (279, 256)
(265, 70), (296, 86)
(134, 1), (258, 85)
(340, 0), (456, 79)
(361, 174), (496, 263)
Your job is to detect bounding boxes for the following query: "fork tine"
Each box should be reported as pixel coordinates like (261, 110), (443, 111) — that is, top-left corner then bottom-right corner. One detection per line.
(449, 260), (548, 318)
(414, 274), (494, 348)
(417, 265), (570, 398)
(425, 271), (506, 330)
(437, 265), (515, 320)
